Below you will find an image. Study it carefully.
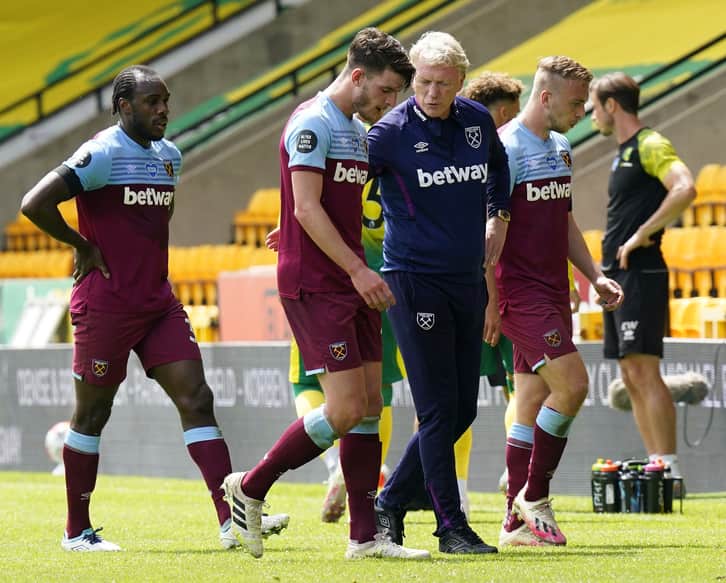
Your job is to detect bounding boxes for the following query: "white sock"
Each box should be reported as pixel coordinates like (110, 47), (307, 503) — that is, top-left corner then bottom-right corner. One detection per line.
(659, 454), (682, 477)
(323, 447), (340, 477)
(457, 478), (469, 518)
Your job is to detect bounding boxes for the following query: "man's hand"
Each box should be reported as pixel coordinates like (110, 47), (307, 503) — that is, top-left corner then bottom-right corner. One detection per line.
(349, 264), (395, 312)
(483, 299), (501, 346)
(485, 216), (508, 267)
(73, 241), (110, 284)
(593, 275), (624, 311)
(265, 227), (280, 251)
(616, 229), (653, 270)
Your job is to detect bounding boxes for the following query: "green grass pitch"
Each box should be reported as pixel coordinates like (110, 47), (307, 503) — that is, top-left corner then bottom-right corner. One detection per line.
(1, 472), (724, 582)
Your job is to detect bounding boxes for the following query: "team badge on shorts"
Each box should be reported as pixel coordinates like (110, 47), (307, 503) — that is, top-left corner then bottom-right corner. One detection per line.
(543, 329), (562, 348)
(465, 126), (482, 149)
(329, 341), (348, 361)
(92, 359), (109, 377)
(417, 312), (435, 330)
(559, 150), (572, 168)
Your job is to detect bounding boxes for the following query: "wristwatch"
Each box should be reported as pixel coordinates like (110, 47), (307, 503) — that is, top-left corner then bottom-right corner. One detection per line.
(494, 209), (511, 223)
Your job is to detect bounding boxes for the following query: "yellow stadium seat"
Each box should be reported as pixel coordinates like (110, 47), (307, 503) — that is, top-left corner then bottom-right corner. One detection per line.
(692, 163), (722, 226)
(695, 163), (721, 200)
(203, 281), (217, 306)
(713, 165), (726, 227)
(661, 227), (685, 295)
(176, 282), (193, 306)
(579, 309), (603, 340)
(248, 247), (278, 267)
(234, 189), (280, 246)
(184, 304), (219, 343)
(690, 227), (723, 297)
(664, 227), (699, 297)
(247, 188), (280, 217)
(670, 297), (722, 338)
(700, 298), (726, 338)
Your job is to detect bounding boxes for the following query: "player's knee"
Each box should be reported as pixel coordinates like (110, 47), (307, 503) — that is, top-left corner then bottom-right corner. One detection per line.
(366, 392), (383, 417)
(175, 382), (215, 417)
(328, 401), (366, 435)
(566, 372), (589, 405)
(619, 358), (654, 389)
(74, 402), (113, 434)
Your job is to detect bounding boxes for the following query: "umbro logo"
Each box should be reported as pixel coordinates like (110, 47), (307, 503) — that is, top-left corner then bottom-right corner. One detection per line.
(414, 141), (429, 153)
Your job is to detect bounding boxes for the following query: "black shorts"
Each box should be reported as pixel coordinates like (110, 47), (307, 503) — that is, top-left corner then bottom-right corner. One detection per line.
(603, 268), (669, 359)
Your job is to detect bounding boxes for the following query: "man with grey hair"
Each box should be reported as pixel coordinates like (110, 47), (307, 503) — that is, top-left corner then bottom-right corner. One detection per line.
(495, 56), (623, 547)
(368, 31), (510, 554)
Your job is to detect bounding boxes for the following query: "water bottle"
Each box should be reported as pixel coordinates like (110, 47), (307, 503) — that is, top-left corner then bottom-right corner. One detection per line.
(619, 459), (647, 513)
(619, 470), (640, 513)
(642, 459), (665, 513)
(591, 458), (620, 512)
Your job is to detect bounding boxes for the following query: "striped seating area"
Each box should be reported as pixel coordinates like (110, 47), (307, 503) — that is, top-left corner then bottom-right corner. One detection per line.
(582, 228), (724, 305)
(168, 0), (464, 150)
(4, 200), (78, 252)
(580, 163), (726, 339)
(469, 0), (726, 145)
(670, 296), (726, 339)
(0, 0), (257, 140)
(1, 187), (281, 340)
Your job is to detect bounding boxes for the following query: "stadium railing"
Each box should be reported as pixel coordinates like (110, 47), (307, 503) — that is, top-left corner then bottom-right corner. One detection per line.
(166, 0), (463, 153)
(0, 0), (285, 144)
(569, 31), (726, 148)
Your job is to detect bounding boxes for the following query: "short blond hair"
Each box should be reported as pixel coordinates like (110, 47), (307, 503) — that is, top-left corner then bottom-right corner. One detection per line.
(534, 55), (592, 90)
(409, 31), (470, 75)
(462, 71), (524, 107)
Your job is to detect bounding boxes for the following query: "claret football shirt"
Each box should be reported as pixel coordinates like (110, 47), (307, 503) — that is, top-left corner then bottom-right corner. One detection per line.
(61, 124), (181, 313)
(277, 92), (369, 298)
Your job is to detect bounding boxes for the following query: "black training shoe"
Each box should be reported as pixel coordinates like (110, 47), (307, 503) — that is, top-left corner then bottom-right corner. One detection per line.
(439, 524), (498, 555)
(374, 498), (406, 546)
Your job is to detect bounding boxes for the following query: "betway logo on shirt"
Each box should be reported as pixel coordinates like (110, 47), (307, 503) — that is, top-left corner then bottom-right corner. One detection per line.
(525, 181), (571, 201)
(123, 186), (174, 206)
(333, 162), (368, 185)
(417, 163), (488, 188)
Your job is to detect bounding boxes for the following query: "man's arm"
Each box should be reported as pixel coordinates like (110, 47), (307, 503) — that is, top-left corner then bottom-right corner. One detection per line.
(291, 170), (394, 311)
(21, 170), (109, 281)
(568, 213), (623, 311)
(483, 265), (501, 346)
(617, 161), (696, 269)
(484, 122), (510, 266)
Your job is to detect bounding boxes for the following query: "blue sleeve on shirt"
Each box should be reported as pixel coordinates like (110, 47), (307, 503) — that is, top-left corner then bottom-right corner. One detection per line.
(504, 140), (520, 195)
(285, 111), (331, 170)
(62, 139), (111, 192)
(485, 116), (511, 215)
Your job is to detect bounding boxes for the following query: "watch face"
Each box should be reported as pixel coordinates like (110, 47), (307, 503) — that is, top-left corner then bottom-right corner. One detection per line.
(499, 210), (511, 221)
